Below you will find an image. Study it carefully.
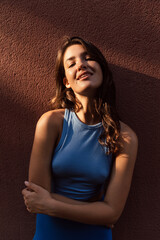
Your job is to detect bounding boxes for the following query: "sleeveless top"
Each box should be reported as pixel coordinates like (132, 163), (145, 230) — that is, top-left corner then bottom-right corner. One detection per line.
(33, 109), (113, 240)
(52, 108), (113, 200)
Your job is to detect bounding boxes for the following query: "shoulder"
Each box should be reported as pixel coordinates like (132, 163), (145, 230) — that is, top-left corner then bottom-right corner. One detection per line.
(119, 121), (138, 157)
(120, 121), (138, 145)
(35, 109), (65, 137)
(38, 108), (65, 123)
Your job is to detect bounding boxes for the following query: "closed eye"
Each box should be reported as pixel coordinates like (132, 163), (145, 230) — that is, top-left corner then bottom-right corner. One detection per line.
(85, 55), (94, 61)
(68, 63), (75, 68)
(86, 58), (93, 61)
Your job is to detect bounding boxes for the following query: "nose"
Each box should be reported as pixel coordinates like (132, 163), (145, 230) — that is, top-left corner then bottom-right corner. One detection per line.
(76, 59), (86, 71)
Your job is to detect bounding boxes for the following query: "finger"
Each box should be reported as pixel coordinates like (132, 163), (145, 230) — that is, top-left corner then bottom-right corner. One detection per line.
(27, 206), (35, 214)
(24, 199), (28, 206)
(22, 188), (33, 198)
(27, 207), (32, 212)
(22, 188), (29, 196)
(24, 181), (41, 192)
(24, 199), (32, 210)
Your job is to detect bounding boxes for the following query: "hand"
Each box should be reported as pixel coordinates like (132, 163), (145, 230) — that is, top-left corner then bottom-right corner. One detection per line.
(22, 181), (52, 214)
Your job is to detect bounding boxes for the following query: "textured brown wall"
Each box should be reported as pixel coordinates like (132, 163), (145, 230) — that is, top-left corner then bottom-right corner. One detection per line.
(1, 0), (160, 239)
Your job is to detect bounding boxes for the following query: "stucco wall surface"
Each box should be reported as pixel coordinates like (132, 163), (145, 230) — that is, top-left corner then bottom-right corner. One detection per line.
(0, 0), (160, 239)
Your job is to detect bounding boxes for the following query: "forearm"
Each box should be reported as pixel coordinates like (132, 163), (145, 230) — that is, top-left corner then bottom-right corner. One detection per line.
(51, 193), (87, 205)
(22, 183), (115, 227)
(46, 197), (116, 226)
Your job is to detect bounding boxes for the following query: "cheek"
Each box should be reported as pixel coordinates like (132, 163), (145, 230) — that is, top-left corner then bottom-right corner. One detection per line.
(91, 62), (103, 77)
(96, 66), (103, 83)
(66, 69), (72, 75)
(65, 69), (75, 80)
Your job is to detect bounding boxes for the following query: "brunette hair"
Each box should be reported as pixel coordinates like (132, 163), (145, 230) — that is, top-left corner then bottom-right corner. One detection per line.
(51, 36), (122, 155)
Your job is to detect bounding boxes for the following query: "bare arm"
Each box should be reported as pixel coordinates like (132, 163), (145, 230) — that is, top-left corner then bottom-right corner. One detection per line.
(27, 110), (62, 191)
(50, 189), (104, 205)
(22, 122), (138, 226)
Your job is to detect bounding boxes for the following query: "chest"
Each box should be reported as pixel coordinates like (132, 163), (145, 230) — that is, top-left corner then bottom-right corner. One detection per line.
(52, 128), (112, 184)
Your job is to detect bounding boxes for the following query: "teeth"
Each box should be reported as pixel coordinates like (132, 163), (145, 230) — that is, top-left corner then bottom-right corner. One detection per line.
(80, 73), (89, 79)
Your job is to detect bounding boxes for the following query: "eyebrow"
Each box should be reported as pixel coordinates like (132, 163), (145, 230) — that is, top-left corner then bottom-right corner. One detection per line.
(65, 51), (88, 63)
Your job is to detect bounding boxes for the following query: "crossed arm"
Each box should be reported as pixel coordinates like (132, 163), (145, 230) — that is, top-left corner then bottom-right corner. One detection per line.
(22, 110), (138, 226)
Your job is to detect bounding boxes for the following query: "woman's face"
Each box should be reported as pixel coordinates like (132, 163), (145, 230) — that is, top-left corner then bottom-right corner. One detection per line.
(63, 44), (103, 97)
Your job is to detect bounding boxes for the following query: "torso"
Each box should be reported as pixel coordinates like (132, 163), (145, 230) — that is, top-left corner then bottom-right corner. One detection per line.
(51, 108), (113, 201)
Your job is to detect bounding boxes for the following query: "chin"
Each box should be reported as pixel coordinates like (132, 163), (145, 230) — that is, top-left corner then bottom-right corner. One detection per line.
(77, 87), (98, 97)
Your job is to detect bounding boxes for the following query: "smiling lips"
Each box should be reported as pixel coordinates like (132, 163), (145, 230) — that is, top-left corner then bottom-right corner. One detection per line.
(77, 71), (92, 80)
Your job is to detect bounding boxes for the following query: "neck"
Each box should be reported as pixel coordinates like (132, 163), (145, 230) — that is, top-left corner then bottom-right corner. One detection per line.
(74, 94), (100, 125)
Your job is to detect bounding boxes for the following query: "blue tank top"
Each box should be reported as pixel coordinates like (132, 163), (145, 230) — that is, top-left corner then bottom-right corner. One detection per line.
(52, 108), (113, 200)
(33, 109), (113, 240)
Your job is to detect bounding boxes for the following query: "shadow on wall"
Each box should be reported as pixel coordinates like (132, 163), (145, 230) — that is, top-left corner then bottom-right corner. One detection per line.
(110, 64), (160, 239)
(1, 0), (160, 79)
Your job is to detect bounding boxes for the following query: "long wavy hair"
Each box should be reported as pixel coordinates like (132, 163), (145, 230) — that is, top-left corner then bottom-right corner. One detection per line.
(51, 36), (122, 155)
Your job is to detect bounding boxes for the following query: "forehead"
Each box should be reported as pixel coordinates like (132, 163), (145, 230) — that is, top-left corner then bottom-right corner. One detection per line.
(63, 44), (86, 63)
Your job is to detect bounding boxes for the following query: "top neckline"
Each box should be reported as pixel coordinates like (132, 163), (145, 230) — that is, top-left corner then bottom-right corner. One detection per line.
(72, 110), (102, 129)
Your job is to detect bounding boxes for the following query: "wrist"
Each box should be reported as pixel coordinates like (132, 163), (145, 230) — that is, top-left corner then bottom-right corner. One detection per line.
(46, 197), (57, 217)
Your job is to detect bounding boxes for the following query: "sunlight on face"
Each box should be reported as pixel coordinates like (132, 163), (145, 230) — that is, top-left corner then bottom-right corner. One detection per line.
(63, 44), (103, 97)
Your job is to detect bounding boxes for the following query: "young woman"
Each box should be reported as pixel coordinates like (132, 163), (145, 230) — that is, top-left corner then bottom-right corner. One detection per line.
(22, 37), (138, 240)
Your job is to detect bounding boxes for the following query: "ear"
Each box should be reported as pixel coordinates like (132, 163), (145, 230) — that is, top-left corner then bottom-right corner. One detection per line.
(63, 77), (71, 88)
